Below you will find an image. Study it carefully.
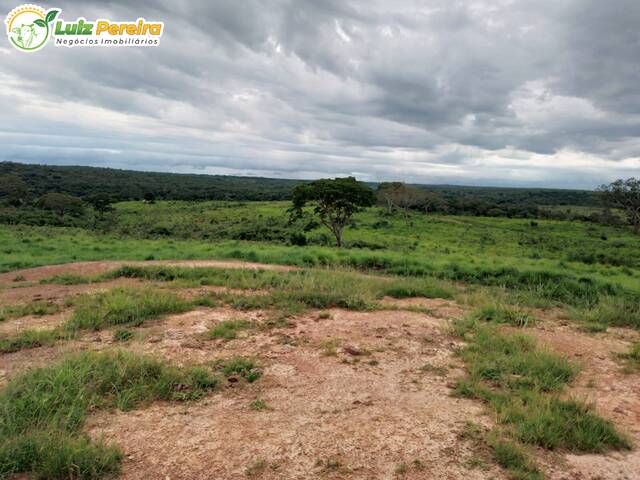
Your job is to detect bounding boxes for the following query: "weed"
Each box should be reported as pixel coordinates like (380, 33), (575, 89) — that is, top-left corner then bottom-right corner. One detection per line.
(207, 319), (253, 340)
(487, 433), (543, 480)
(394, 462), (408, 475)
(217, 357), (261, 383)
(245, 459), (267, 477)
(249, 399), (269, 411)
(320, 338), (340, 356)
(113, 328), (134, 342)
(619, 342), (640, 371)
(472, 303), (534, 327)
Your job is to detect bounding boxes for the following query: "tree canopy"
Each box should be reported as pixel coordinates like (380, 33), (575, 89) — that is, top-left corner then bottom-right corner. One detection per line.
(291, 177), (375, 247)
(599, 178), (640, 232)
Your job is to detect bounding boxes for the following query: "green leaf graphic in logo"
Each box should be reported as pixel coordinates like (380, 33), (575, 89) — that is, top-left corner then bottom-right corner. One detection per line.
(34, 19), (46, 28)
(45, 10), (59, 23)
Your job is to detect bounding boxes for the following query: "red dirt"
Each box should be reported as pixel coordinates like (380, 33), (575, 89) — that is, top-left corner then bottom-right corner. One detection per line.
(1, 261), (639, 479)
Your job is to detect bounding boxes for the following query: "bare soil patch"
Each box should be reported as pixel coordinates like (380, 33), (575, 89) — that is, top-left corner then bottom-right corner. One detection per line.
(85, 308), (506, 480)
(1, 261), (639, 479)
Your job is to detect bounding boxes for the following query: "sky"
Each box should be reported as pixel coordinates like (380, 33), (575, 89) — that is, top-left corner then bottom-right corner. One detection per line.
(1, 0), (639, 189)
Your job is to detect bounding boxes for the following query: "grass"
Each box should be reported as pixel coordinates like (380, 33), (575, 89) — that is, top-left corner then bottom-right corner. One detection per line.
(88, 264), (456, 314)
(454, 313), (630, 459)
(249, 399), (269, 411)
(5, 203), (638, 309)
(1, 287), (190, 353)
(40, 273), (92, 285)
(620, 342), (640, 372)
(113, 328), (134, 342)
(0, 328), (68, 353)
(65, 287), (189, 331)
(0, 301), (61, 322)
(487, 434), (543, 480)
(570, 295), (640, 330)
(472, 303), (534, 328)
(460, 422), (542, 480)
(0, 350), (219, 479)
(207, 319), (253, 340)
(216, 357), (261, 383)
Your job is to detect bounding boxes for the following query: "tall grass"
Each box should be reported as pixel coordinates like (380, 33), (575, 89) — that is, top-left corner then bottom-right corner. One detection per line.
(570, 295), (640, 330)
(65, 287), (189, 331)
(0, 350), (218, 479)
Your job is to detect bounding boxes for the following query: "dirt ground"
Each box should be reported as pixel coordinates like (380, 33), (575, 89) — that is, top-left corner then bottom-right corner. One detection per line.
(1, 261), (639, 480)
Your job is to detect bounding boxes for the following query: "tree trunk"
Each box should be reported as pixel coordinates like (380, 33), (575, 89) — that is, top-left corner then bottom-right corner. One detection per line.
(334, 227), (343, 247)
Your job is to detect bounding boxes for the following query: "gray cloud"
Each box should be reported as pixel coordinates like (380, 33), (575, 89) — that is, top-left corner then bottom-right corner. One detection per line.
(0, 0), (639, 188)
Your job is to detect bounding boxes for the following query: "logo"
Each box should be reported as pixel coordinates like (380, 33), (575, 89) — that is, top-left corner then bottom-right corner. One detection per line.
(5, 4), (58, 52)
(5, 4), (164, 51)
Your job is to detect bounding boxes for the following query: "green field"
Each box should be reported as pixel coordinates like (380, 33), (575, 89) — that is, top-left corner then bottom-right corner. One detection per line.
(3, 201), (639, 292)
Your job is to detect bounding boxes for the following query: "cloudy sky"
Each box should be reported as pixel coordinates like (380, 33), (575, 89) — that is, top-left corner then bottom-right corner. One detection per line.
(1, 0), (639, 189)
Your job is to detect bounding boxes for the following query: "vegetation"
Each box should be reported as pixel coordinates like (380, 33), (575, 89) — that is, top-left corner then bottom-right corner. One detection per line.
(454, 313), (630, 454)
(620, 342), (640, 371)
(207, 320), (254, 340)
(600, 178), (640, 232)
(0, 301), (61, 322)
(0, 351), (218, 479)
(290, 177), (375, 247)
(0, 161), (301, 201)
(66, 287), (189, 331)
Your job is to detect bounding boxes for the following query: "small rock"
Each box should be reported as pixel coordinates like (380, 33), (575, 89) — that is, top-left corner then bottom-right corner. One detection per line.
(227, 376), (239, 383)
(343, 346), (362, 356)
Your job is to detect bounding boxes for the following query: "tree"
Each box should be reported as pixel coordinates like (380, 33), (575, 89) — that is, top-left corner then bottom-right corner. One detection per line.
(377, 182), (446, 213)
(599, 178), (640, 232)
(0, 174), (29, 206)
(36, 192), (85, 216)
(86, 193), (114, 215)
(290, 177), (374, 247)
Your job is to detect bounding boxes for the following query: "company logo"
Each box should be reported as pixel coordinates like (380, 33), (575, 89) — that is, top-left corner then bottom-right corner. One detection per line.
(5, 4), (164, 51)
(5, 4), (58, 52)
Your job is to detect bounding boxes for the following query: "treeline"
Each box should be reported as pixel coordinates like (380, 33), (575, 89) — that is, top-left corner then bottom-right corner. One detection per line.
(420, 184), (600, 207)
(0, 162), (601, 206)
(0, 162), (302, 201)
(0, 161), (619, 229)
(376, 182), (620, 225)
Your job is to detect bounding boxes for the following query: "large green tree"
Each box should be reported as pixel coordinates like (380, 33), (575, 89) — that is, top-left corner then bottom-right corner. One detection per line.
(599, 178), (640, 233)
(0, 174), (29, 206)
(290, 177), (374, 247)
(36, 193), (85, 216)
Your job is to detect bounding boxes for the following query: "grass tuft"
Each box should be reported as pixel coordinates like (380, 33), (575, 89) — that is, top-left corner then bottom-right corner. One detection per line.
(65, 287), (188, 331)
(207, 319), (253, 340)
(0, 350), (218, 479)
(454, 319), (630, 455)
